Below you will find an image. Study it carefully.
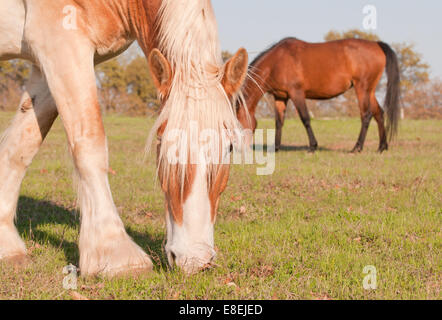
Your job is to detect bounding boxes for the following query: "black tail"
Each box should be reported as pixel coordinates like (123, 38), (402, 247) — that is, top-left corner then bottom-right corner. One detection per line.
(377, 41), (401, 141)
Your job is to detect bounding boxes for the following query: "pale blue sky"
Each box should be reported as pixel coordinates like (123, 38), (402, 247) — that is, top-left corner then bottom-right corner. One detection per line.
(213, 0), (442, 78)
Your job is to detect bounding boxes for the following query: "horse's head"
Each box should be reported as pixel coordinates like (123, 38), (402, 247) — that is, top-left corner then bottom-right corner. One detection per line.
(237, 102), (257, 133)
(148, 48), (248, 273)
(236, 100), (257, 149)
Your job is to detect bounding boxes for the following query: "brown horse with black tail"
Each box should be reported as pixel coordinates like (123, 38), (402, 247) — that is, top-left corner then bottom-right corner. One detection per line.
(237, 37), (401, 153)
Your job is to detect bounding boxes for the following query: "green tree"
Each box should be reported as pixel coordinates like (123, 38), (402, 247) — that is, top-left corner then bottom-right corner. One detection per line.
(0, 60), (31, 110)
(324, 29), (380, 42)
(96, 59), (127, 113)
(95, 54), (159, 115)
(96, 59), (126, 92)
(222, 50), (233, 63)
(392, 42), (429, 90)
(0, 60), (30, 86)
(124, 56), (157, 107)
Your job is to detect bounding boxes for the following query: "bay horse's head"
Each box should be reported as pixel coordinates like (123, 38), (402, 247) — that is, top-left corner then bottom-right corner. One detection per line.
(148, 48), (248, 273)
(237, 102), (258, 133)
(236, 100), (257, 149)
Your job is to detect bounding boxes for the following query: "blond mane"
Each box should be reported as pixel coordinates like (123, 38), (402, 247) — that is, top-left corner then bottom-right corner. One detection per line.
(148, 0), (242, 192)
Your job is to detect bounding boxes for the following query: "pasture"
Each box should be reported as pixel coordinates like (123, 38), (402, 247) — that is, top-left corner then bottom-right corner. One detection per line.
(0, 112), (440, 300)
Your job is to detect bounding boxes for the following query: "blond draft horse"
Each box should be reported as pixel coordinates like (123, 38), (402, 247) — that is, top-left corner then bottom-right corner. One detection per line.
(237, 38), (401, 153)
(0, 0), (248, 275)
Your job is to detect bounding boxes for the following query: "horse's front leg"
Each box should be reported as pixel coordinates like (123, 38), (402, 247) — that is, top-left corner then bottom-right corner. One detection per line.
(290, 91), (318, 153)
(35, 43), (152, 277)
(274, 99), (287, 152)
(0, 66), (58, 265)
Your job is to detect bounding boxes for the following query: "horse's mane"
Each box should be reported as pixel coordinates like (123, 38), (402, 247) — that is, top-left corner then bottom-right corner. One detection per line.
(250, 37), (298, 67)
(148, 0), (242, 193)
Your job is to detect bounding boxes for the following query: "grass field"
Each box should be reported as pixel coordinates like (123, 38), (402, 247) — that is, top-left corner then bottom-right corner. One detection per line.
(0, 112), (440, 300)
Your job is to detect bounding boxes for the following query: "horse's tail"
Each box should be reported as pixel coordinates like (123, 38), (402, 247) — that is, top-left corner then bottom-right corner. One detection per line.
(377, 41), (401, 141)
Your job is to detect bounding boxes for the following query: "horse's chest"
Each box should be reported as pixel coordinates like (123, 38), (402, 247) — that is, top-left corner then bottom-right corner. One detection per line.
(81, 4), (133, 57)
(91, 22), (131, 57)
(95, 37), (131, 57)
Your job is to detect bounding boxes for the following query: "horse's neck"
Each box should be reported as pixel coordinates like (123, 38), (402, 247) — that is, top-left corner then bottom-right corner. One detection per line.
(73, 0), (159, 56)
(126, 0), (162, 54)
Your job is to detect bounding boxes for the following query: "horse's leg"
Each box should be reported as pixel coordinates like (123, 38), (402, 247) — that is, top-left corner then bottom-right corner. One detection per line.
(290, 91), (318, 152)
(370, 94), (388, 152)
(35, 41), (152, 276)
(0, 66), (58, 264)
(351, 85), (373, 153)
(274, 98), (287, 152)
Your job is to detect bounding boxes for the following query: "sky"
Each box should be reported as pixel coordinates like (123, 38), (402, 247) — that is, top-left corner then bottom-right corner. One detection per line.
(212, 0), (442, 79)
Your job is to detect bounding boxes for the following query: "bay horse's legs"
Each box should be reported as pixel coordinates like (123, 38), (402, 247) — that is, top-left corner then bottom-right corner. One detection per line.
(274, 99), (287, 152)
(0, 66), (58, 264)
(370, 95), (388, 152)
(351, 85), (373, 153)
(289, 91), (318, 152)
(35, 42), (152, 276)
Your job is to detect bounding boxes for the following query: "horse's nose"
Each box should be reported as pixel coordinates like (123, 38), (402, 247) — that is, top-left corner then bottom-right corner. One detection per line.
(167, 250), (177, 267)
(174, 250), (217, 274)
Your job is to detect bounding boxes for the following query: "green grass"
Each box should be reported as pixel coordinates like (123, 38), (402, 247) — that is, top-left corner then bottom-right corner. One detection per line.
(0, 112), (440, 300)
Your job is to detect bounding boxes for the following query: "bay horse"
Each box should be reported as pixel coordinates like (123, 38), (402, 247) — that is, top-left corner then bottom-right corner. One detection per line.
(0, 0), (248, 275)
(237, 37), (401, 153)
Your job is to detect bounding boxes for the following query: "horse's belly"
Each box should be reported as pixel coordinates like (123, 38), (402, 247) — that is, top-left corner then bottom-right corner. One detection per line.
(305, 76), (352, 100)
(0, 0), (27, 60)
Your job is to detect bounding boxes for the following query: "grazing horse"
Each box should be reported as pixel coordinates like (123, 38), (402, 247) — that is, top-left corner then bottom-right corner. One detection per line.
(237, 37), (401, 153)
(0, 0), (248, 275)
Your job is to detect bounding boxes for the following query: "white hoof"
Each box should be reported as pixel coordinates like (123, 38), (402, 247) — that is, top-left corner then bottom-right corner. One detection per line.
(79, 234), (153, 276)
(5, 254), (31, 267)
(0, 225), (27, 262)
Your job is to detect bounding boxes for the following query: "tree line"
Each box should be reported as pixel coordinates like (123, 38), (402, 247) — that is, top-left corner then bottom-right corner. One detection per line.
(0, 29), (440, 119)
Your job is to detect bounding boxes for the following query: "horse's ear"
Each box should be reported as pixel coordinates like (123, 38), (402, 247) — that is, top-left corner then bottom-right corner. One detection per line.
(222, 48), (248, 97)
(148, 49), (172, 97)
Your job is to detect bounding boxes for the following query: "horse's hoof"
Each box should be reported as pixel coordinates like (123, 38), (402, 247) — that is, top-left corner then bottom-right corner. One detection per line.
(111, 264), (154, 278)
(6, 254), (31, 268)
(83, 256), (154, 278)
(378, 144), (389, 153)
(79, 237), (154, 277)
(82, 261), (154, 278)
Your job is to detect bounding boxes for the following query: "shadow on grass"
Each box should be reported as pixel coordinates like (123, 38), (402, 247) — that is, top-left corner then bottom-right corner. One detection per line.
(253, 144), (333, 152)
(15, 196), (168, 271)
